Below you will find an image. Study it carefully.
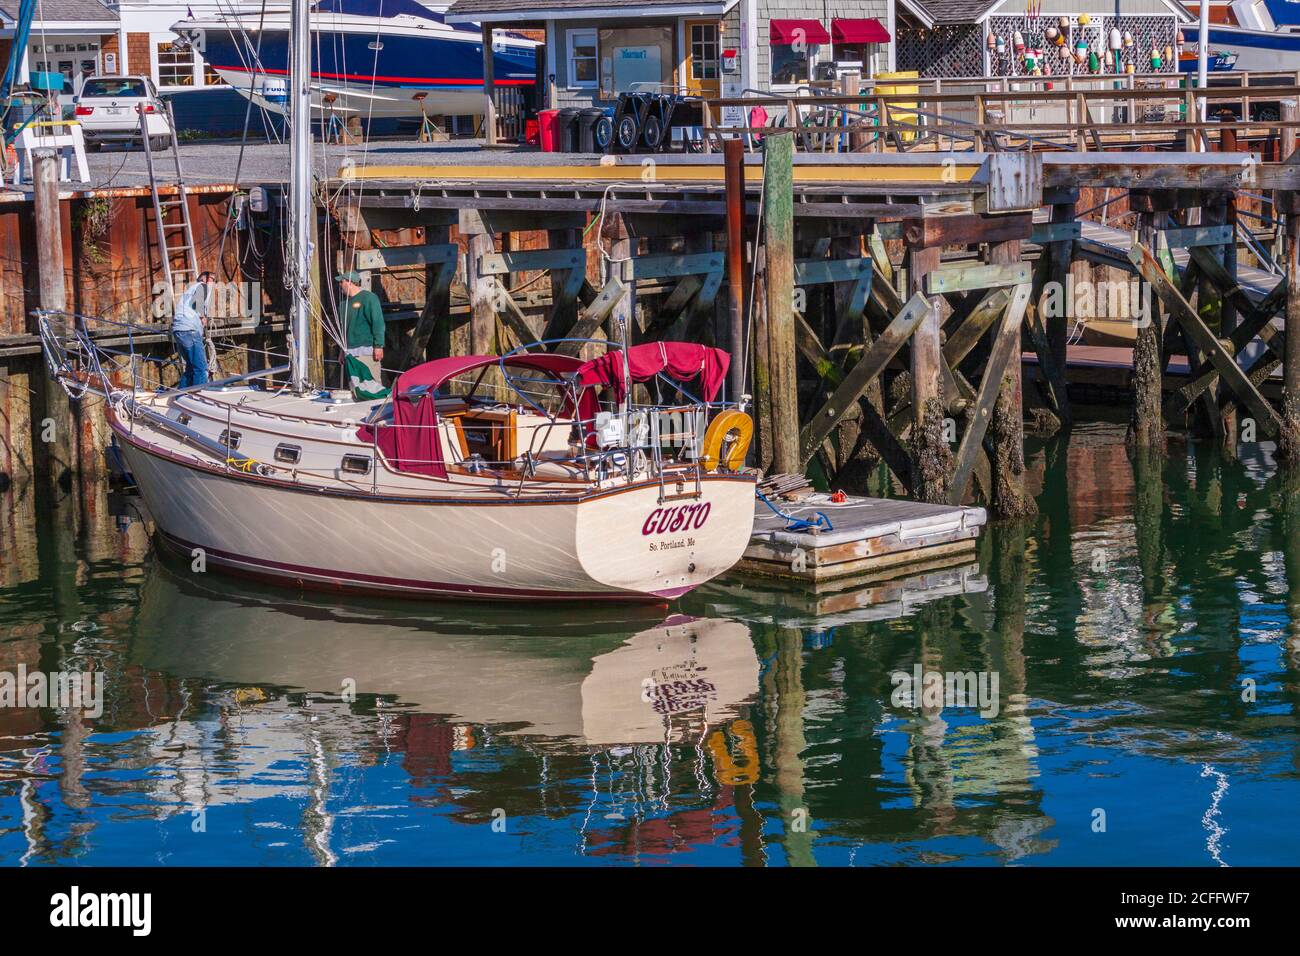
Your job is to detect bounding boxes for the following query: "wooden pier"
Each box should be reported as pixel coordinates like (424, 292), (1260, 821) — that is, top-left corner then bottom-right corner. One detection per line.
(6, 118), (1300, 581)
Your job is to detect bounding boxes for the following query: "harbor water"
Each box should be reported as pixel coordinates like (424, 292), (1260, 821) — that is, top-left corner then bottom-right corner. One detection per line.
(2, 421), (1299, 866)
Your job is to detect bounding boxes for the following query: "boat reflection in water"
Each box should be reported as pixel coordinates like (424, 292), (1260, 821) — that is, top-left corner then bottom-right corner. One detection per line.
(126, 563), (761, 863)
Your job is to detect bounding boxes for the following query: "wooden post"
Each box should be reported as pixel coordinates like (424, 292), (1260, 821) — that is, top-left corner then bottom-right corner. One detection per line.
(751, 244), (773, 471)
(1280, 204), (1300, 463)
(309, 203), (327, 385)
(1282, 99), (1298, 162)
(1131, 202), (1166, 451)
(466, 231), (497, 356)
(541, 227), (579, 342)
(1221, 194), (1239, 453)
(1046, 200), (1073, 374)
(906, 239), (950, 503)
(33, 149), (78, 489)
(409, 222), (454, 365)
(763, 132), (799, 475)
(987, 238), (1036, 517)
(604, 214), (636, 355)
(841, 71), (865, 152)
(481, 23), (497, 146)
(724, 137), (746, 401)
(0, 364), (34, 487)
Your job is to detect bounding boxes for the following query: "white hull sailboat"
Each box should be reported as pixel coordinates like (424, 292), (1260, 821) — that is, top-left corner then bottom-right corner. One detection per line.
(39, 0), (757, 604)
(106, 375), (755, 602)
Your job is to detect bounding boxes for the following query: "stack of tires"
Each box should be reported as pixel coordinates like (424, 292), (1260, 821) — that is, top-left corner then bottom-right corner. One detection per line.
(610, 92), (675, 154)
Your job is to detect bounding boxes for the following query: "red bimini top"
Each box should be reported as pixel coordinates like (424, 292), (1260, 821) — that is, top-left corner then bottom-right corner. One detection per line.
(573, 342), (730, 406)
(359, 345), (731, 476)
(357, 353), (584, 478)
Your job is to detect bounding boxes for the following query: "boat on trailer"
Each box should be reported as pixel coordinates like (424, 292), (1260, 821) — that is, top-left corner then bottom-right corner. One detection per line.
(40, 323), (757, 603)
(171, 0), (538, 122)
(1184, 1), (1300, 75)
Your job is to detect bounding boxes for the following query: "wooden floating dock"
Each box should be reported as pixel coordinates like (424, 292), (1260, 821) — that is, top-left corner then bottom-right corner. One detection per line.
(739, 492), (986, 589)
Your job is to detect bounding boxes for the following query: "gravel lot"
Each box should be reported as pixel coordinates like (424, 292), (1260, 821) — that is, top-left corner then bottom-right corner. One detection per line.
(70, 137), (600, 191)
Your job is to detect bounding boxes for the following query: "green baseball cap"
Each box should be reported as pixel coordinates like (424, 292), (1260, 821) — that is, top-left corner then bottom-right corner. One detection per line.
(336, 270), (362, 284)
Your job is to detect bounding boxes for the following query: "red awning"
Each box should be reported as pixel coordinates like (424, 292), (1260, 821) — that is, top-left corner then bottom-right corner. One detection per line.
(770, 19), (830, 46)
(832, 18), (891, 44)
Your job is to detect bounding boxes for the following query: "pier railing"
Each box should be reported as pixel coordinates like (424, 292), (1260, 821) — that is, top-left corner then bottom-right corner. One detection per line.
(699, 74), (1300, 156)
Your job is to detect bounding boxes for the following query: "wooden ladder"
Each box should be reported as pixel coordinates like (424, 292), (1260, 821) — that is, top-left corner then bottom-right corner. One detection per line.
(140, 99), (199, 301)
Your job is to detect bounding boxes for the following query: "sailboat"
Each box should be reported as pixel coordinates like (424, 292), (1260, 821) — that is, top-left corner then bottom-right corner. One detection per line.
(172, 0), (539, 121)
(38, 0), (757, 603)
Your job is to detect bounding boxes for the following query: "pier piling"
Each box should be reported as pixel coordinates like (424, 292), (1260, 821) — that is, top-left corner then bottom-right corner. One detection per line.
(1130, 198), (1167, 453)
(985, 238), (1036, 519)
(762, 133), (799, 476)
(905, 241), (949, 504)
(33, 149), (78, 490)
(1281, 203), (1300, 463)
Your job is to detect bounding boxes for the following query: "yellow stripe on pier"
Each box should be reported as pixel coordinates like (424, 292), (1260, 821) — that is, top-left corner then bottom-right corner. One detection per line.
(337, 162), (983, 186)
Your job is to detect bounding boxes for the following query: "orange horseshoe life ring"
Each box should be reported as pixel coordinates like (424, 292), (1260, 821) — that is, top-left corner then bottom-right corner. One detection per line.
(701, 410), (753, 472)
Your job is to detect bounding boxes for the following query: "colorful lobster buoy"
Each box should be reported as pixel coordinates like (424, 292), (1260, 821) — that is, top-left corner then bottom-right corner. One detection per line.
(1109, 27), (1122, 51)
(1150, 45), (1162, 69)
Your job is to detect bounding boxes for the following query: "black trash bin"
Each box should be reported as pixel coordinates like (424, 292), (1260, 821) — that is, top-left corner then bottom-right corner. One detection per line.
(577, 108), (605, 153)
(555, 108), (580, 153)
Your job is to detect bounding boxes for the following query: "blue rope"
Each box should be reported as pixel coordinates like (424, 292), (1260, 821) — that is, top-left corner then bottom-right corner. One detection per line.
(756, 490), (833, 533)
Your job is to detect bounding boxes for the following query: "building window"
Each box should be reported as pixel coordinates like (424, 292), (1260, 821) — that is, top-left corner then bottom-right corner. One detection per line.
(598, 26), (673, 97)
(690, 23), (719, 80)
(203, 61), (226, 86)
(157, 41), (195, 86)
(771, 44), (813, 85)
(568, 29), (598, 88)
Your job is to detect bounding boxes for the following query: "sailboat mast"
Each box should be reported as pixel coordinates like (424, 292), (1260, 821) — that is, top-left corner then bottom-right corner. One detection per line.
(289, 0), (313, 393)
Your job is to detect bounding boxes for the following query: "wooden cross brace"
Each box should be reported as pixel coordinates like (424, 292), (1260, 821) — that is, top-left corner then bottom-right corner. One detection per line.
(621, 252), (725, 321)
(1130, 245), (1283, 437)
(799, 292), (929, 467)
(352, 244), (460, 369)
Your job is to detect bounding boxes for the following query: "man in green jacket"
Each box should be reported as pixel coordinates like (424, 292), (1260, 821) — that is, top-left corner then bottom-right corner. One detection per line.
(338, 270), (386, 382)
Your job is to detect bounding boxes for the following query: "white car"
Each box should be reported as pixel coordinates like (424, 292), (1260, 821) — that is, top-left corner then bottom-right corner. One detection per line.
(73, 76), (173, 150)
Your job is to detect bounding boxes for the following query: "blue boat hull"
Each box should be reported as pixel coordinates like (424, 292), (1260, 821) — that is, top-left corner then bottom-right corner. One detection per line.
(1203, 25), (1300, 73)
(187, 21), (537, 119)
